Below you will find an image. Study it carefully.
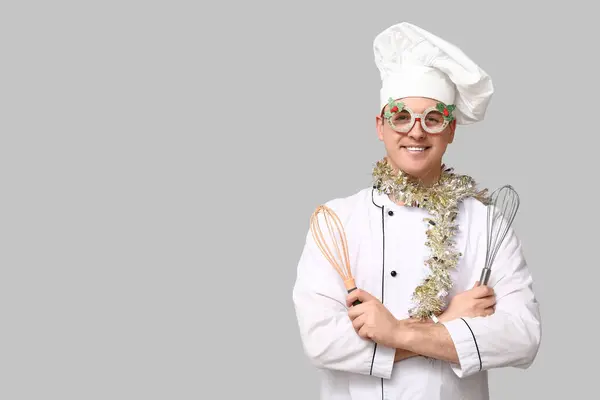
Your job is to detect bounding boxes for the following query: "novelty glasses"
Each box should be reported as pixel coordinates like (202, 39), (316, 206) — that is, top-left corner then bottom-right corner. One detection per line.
(383, 98), (456, 134)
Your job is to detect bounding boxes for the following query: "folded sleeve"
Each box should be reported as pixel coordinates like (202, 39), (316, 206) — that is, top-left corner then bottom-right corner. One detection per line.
(292, 205), (396, 379)
(442, 224), (542, 378)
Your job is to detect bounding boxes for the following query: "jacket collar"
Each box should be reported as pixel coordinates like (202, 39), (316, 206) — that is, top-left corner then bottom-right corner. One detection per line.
(371, 187), (405, 211)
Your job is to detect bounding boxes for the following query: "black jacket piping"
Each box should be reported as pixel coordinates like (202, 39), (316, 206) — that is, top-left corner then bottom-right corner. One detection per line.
(460, 317), (483, 371)
(370, 189), (386, 399)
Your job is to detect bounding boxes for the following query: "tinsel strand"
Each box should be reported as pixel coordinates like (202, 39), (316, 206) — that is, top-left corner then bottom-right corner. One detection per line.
(372, 158), (489, 319)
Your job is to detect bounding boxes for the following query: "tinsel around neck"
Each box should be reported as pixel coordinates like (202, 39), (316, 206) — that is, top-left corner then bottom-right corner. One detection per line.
(371, 157), (490, 319)
(372, 157), (490, 209)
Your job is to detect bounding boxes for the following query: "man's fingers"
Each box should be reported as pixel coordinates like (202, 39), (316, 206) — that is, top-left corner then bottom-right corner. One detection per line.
(484, 306), (495, 316)
(346, 288), (375, 307)
(351, 314), (366, 331)
(480, 295), (496, 309)
(347, 303), (366, 319)
(357, 324), (371, 339)
(472, 285), (494, 299)
(346, 289), (361, 307)
(473, 298), (495, 315)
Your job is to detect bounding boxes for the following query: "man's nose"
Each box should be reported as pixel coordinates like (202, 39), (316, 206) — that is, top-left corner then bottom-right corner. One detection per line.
(408, 118), (426, 140)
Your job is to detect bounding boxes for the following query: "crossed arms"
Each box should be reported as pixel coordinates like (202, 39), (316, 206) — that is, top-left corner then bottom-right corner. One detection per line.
(292, 224), (542, 379)
(345, 283), (495, 365)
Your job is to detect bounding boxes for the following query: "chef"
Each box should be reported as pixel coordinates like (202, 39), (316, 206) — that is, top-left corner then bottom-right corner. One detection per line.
(292, 21), (541, 400)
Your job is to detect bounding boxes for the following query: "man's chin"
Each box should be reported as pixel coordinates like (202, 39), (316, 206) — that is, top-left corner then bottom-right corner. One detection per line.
(393, 159), (436, 181)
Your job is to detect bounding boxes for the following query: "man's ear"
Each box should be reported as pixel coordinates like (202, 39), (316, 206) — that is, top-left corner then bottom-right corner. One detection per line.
(375, 115), (384, 141)
(447, 120), (457, 143)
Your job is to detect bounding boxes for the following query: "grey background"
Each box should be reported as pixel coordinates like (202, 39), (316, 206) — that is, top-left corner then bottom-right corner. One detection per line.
(0, 0), (596, 398)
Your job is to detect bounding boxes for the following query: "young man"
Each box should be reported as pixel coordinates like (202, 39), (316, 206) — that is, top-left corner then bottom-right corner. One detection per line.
(292, 22), (541, 399)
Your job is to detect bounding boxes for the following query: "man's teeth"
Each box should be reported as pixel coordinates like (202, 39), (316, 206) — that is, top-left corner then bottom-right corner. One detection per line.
(405, 147), (426, 152)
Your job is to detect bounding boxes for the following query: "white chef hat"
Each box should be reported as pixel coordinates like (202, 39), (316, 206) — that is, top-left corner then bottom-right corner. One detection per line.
(373, 22), (494, 125)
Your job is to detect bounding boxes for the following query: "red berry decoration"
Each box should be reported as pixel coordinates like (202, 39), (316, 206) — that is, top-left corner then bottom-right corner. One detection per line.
(436, 102), (456, 122)
(384, 98), (405, 119)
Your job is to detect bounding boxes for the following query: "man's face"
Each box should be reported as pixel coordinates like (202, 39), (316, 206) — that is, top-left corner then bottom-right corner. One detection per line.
(376, 97), (456, 183)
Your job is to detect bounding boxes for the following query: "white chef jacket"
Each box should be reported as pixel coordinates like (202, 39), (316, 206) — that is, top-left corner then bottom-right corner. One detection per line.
(292, 187), (542, 400)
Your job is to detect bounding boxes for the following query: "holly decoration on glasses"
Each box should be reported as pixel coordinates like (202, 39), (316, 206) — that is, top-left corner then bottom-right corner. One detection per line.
(436, 102), (456, 122)
(384, 97), (404, 119)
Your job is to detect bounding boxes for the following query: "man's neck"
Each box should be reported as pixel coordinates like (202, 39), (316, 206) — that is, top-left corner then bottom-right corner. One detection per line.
(402, 168), (442, 187)
(416, 170), (441, 187)
(384, 158), (443, 186)
(385, 167), (442, 206)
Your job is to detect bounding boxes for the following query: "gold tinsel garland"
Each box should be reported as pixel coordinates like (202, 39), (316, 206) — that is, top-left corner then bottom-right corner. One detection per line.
(372, 158), (490, 319)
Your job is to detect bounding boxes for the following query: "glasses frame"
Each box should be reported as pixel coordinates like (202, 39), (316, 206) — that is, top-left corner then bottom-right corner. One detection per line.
(382, 98), (456, 135)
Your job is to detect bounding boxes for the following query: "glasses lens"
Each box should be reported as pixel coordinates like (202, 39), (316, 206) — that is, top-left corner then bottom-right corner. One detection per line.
(389, 110), (413, 132)
(423, 110), (446, 133)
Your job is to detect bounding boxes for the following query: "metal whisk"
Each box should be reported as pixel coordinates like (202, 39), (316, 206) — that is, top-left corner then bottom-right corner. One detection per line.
(479, 184), (520, 285)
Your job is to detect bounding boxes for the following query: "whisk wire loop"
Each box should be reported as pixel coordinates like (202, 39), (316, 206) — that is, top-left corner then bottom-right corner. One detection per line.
(310, 205), (360, 305)
(481, 185), (520, 285)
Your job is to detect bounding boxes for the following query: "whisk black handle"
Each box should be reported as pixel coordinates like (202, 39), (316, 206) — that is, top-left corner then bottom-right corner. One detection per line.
(347, 287), (362, 306)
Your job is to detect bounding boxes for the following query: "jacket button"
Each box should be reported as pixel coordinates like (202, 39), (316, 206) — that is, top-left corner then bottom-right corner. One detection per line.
(390, 271), (397, 277)
(388, 210), (394, 216)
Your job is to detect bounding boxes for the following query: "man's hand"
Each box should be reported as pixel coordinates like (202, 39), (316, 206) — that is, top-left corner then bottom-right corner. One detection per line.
(346, 289), (401, 348)
(438, 281), (496, 323)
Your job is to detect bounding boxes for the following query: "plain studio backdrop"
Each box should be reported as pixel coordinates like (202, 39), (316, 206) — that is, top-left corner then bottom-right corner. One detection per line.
(0, 1), (597, 399)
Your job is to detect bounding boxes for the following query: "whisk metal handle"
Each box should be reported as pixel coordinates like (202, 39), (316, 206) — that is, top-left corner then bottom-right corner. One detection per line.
(479, 267), (491, 286)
